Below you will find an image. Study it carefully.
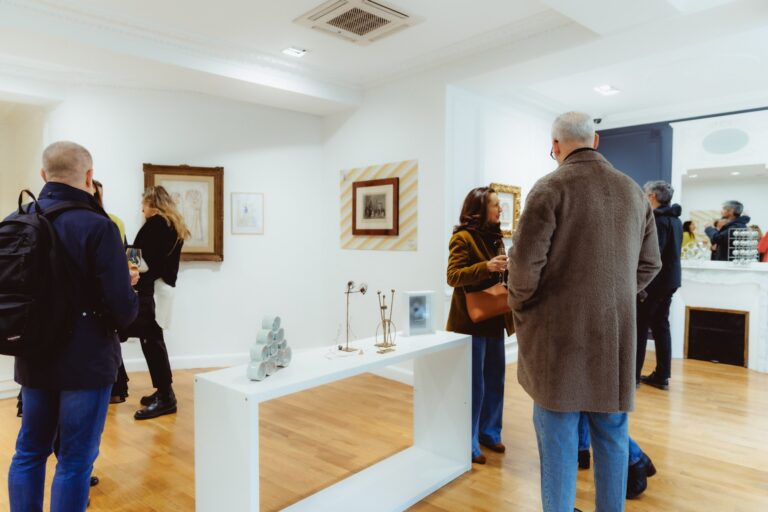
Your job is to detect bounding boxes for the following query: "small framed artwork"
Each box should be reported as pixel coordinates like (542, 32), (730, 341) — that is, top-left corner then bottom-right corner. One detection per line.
(403, 291), (435, 337)
(490, 183), (522, 238)
(144, 163), (224, 261)
(231, 193), (264, 235)
(352, 177), (399, 236)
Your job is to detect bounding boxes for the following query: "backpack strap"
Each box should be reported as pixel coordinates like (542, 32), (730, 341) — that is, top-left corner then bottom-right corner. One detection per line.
(17, 189), (41, 214)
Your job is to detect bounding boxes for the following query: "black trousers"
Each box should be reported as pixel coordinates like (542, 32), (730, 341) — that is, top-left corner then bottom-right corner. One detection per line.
(636, 290), (676, 381)
(140, 321), (173, 390)
(111, 362), (129, 398)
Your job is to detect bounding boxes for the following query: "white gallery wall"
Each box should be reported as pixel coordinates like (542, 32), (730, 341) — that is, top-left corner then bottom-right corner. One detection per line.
(446, 87), (556, 239)
(322, 75), (448, 356)
(0, 104), (45, 396)
(0, 104), (45, 214)
(38, 87), (334, 372)
(0, 69), (560, 389)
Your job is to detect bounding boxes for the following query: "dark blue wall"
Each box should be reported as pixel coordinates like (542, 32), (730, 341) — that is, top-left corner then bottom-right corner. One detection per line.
(597, 106), (768, 186)
(597, 122), (673, 186)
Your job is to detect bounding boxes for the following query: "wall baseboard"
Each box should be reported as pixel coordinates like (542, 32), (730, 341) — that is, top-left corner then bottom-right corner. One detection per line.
(123, 353), (250, 373)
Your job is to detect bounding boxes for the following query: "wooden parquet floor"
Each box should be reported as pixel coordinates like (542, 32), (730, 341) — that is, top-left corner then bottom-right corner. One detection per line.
(0, 358), (767, 511)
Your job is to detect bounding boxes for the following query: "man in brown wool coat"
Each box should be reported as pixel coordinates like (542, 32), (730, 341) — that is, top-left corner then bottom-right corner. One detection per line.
(507, 112), (661, 512)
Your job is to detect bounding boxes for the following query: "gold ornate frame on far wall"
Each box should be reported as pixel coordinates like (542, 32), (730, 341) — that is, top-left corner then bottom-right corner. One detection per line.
(490, 183), (521, 238)
(143, 163), (224, 262)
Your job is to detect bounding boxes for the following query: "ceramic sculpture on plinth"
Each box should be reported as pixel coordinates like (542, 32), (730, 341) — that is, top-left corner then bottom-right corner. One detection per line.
(247, 315), (292, 381)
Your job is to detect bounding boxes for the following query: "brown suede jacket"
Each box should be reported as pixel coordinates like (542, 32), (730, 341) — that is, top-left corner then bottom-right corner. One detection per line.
(446, 229), (514, 338)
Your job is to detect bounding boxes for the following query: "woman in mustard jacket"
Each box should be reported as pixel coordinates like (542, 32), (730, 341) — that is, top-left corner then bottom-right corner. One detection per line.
(447, 186), (514, 464)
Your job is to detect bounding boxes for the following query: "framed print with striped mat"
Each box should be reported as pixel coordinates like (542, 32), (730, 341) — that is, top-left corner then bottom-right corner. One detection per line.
(340, 160), (418, 251)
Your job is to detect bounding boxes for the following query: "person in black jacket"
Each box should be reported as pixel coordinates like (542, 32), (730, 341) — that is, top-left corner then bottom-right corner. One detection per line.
(704, 201), (751, 261)
(131, 186), (189, 420)
(6, 141), (139, 512)
(637, 181), (683, 390)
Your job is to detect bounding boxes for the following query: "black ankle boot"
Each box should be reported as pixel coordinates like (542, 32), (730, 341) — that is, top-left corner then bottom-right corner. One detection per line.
(578, 449), (590, 470)
(140, 390), (159, 406)
(627, 452), (655, 499)
(134, 389), (177, 420)
(640, 371), (669, 390)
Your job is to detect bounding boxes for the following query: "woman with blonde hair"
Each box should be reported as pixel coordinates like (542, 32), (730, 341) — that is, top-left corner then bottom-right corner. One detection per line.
(130, 186), (190, 420)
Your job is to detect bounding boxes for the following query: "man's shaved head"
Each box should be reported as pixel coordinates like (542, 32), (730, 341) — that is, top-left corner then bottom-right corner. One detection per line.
(42, 141), (93, 182)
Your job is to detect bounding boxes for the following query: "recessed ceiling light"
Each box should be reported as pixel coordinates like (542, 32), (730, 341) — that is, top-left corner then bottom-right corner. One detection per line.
(730, 171), (741, 176)
(282, 47), (308, 58)
(688, 174), (698, 178)
(594, 84), (620, 96)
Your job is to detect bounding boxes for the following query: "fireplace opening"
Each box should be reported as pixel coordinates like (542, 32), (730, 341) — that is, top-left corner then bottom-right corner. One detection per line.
(685, 307), (748, 367)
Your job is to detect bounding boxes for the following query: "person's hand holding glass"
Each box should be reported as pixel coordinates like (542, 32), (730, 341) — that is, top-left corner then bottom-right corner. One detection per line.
(126, 246), (147, 287)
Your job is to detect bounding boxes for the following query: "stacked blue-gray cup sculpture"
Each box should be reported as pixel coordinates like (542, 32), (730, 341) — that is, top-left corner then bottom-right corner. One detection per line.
(247, 315), (293, 381)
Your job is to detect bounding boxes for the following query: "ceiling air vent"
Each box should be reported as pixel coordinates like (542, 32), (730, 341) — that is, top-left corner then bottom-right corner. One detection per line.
(294, 0), (423, 45)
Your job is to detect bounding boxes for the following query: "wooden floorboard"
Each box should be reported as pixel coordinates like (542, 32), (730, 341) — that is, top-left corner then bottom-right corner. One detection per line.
(0, 358), (766, 511)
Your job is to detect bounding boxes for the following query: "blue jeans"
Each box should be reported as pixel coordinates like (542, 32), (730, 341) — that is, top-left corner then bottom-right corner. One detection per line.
(578, 412), (590, 451)
(534, 404), (628, 512)
(8, 385), (112, 512)
(578, 412), (644, 465)
(471, 335), (505, 457)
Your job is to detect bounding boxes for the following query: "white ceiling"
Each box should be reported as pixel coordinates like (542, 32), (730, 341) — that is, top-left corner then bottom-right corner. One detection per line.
(462, 0), (768, 127)
(0, 0), (766, 119)
(53, 0), (551, 86)
(0, 0), (557, 114)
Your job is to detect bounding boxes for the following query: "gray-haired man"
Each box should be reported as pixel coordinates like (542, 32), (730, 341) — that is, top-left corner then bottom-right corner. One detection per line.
(705, 200), (750, 261)
(508, 112), (661, 512)
(636, 181), (683, 390)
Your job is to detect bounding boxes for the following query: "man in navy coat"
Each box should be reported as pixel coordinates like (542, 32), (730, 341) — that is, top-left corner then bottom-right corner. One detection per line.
(6, 141), (139, 512)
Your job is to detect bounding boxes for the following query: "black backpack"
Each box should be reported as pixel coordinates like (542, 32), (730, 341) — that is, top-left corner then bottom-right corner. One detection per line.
(0, 190), (97, 358)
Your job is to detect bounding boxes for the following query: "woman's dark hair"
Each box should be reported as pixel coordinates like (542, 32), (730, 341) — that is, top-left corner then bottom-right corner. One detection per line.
(93, 179), (104, 209)
(683, 220), (695, 235)
(453, 187), (499, 234)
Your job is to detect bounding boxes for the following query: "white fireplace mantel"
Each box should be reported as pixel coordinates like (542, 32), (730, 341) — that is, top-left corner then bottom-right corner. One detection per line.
(670, 261), (768, 373)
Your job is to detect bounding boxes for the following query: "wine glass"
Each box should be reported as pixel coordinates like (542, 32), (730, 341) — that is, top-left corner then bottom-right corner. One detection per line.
(126, 246), (147, 273)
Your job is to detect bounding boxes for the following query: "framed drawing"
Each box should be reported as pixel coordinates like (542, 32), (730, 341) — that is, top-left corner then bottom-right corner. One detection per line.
(143, 163), (224, 262)
(231, 193), (264, 235)
(352, 177), (399, 236)
(490, 183), (522, 238)
(402, 291), (435, 337)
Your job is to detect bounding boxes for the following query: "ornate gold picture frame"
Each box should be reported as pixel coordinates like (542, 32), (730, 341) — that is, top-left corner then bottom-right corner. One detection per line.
(143, 163), (224, 262)
(490, 183), (521, 238)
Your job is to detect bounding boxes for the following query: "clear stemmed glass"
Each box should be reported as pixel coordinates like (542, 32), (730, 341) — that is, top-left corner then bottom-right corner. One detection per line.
(126, 246), (148, 273)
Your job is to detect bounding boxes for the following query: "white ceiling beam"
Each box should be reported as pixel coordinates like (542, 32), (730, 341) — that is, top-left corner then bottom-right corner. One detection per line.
(460, 0), (768, 93)
(0, 0), (362, 114)
(540, 0), (681, 35)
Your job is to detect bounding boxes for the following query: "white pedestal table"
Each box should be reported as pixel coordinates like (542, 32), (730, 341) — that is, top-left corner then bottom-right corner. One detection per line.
(194, 331), (471, 511)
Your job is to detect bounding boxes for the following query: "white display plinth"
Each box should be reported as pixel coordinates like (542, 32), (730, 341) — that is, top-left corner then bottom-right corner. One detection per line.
(671, 261), (768, 372)
(194, 331), (471, 512)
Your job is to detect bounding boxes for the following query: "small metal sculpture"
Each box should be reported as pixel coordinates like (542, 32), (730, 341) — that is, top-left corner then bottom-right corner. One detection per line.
(375, 289), (397, 353)
(340, 281), (368, 352)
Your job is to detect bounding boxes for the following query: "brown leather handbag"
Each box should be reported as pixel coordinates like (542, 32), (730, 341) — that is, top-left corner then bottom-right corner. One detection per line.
(465, 277), (512, 323)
